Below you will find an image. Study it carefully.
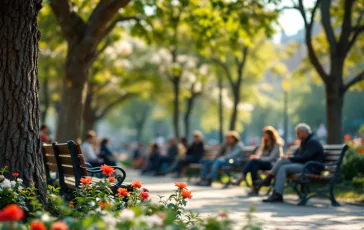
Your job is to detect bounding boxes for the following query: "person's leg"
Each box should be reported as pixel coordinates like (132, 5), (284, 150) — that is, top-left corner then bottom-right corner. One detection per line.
(199, 160), (214, 179)
(263, 163), (304, 202)
(207, 158), (226, 181)
(255, 159), (291, 186)
(232, 159), (256, 185)
(251, 160), (272, 182)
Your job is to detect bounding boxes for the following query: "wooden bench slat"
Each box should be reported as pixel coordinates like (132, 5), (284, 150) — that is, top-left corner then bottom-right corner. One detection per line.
(61, 165), (75, 176)
(58, 155), (73, 165)
(47, 164), (58, 172)
(45, 155), (57, 164)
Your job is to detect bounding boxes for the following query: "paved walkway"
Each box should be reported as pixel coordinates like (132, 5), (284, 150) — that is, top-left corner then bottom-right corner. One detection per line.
(127, 169), (364, 230)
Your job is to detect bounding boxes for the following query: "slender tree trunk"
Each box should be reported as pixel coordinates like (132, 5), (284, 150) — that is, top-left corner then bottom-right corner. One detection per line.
(40, 75), (50, 124)
(0, 0), (47, 204)
(218, 75), (224, 143)
(184, 95), (196, 140)
(229, 87), (240, 131)
(172, 77), (180, 138)
(56, 46), (90, 143)
(325, 81), (344, 144)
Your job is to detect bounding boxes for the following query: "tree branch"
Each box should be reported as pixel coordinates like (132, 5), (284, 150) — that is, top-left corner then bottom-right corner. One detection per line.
(50, 0), (86, 42)
(338, 0), (355, 56)
(87, 0), (132, 45)
(237, 47), (249, 85)
(320, 0), (337, 55)
(211, 58), (234, 88)
(95, 93), (135, 120)
(348, 25), (364, 52)
(344, 70), (364, 92)
(100, 16), (139, 42)
(297, 0), (328, 82)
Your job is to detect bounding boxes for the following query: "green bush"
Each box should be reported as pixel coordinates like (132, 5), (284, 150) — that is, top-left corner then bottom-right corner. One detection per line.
(341, 149), (364, 181)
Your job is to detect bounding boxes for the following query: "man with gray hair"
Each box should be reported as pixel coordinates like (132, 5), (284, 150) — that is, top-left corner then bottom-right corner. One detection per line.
(256, 123), (324, 202)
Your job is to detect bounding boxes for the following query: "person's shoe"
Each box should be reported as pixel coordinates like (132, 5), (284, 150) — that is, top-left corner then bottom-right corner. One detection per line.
(255, 174), (274, 187)
(262, 191), (283, 203)
(231, 176), (244, 186)
(247, 184), (260, 196)
(200, 179), (212, 187)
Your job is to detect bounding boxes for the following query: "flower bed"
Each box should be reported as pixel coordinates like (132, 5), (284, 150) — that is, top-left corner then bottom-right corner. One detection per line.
(0, 166), (235, 230)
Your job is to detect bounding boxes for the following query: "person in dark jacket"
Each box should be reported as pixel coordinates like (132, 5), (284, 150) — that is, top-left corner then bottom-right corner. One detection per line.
(256, 123), (324, 202)
(141, 144), (161, 174)
(99, 138), (117, 166)
(168, 131), (205, 177)
(154, 138), (179, 175)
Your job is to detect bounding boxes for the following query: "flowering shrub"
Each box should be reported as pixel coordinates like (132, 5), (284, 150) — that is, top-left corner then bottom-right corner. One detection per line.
(342, 137), (364, 180)
(0, 165), (236, 229)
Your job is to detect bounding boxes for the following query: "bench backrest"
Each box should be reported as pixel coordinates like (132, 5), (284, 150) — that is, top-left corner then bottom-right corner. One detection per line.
(42, 144), (58, 185)
(322, 144), (348, 178)
(52, 141), (88, 190)
(203, 145), (258, 161)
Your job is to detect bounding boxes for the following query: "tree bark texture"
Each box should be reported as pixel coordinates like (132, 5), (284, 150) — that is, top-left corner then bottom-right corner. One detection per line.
(184, 93), (198, 140)
(172, 77), (180, 138)
(40, 75), (50, 124)
(0, 0), (47, 204)
(325, 82), (344, 144)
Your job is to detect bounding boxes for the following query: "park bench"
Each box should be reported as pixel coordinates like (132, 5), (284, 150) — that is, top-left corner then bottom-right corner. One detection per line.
(186, 145), (258, 187)
(256, 144), (348, 206)
(42, 141), (127, 199)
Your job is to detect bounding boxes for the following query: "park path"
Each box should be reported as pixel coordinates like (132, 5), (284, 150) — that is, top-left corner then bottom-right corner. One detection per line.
(126, 168), (364, 230)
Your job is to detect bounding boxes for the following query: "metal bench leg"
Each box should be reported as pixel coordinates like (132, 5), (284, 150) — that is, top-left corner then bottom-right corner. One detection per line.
(329, 184), (340, 207)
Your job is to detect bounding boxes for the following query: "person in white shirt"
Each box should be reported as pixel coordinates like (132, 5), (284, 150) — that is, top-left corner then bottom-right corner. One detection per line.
(81, 133), (103, 166)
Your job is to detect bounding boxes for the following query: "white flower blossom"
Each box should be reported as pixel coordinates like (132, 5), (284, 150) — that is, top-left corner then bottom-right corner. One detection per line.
(10, 181), (16, 187)
(1, 179), (11, 188)
(119, 209), (135, 221)
(0, 175), (4, 179)
(101, 214), (118, 229)
(41, 213), (51, 222)
(16, 178), (23, 183)
(140, 214), (164, 227)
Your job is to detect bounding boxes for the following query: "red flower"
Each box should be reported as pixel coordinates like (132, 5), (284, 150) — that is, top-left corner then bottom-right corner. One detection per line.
(219, 211), (228, 218)
(181, 189), (192, 199)
(131, 180), (142, 188)
(99, 201), (111, 209)
(142, 187), (149, 192)
(12, 173), (19, 177)
(344, 134), (351, 141)
(80, 177), (92, 185)
(109, 177), (116, 182)
(361, 140), (364, 145)
(101, 164), (116, 176)
(51, 221), (69, 230)
(69, 201), (74, 209)
(31, 221), (47, 230)
(117, 188), (130, 197)
(140, 192), (149, 200)
(175, 182), (187, 189)
(0, 204), (24, 222)
(358, 148), (364, 154)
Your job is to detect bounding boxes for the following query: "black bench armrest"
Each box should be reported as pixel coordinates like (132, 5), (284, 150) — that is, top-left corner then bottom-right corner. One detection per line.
(80, 166), (127, 187)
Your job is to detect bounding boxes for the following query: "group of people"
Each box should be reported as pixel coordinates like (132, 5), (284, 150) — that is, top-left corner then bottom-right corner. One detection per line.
(137, 123), (324, 203)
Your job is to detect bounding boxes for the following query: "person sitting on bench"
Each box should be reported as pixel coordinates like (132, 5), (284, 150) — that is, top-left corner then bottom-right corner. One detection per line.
(196, 131), (244, 186)
(232, 126), (283, 195)
(256, 123), (324, 202)
(81, 133), (104, 167)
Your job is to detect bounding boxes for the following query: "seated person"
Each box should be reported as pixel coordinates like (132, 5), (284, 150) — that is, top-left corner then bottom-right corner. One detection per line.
(99, 138), (117, 166)
(141, 144), (161, 174)
(132, 144), (144, 169)
(232, 126), (283, 195)
(154, 138), (179, 175)
(81, 133), (104, 167)
(256, 123), (324, 202)
(168, 131), (205, 178)
(197, 131), (244, 186)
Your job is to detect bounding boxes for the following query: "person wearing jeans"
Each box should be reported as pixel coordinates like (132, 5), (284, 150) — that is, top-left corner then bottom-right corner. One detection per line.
(197, 131), (244, 186)
(232, 126), (283, 195)
(256, 123), (324, 202)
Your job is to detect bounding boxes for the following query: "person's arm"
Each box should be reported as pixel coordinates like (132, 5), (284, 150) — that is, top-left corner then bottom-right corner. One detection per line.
(289, 141), (323, 163)
(260, 144), (282, 162)
(225, 143), (244, 159)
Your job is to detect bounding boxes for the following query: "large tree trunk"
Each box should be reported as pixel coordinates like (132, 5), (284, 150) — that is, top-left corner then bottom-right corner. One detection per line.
(83, 84), (96, 138)
(325, 81), (344, 144)
(0, 0), (47, 204)
(218, 75), (224, 143)
(229, 87), (240, 131)
(40, 75), (50, 124)
(172, 77), (180, 138)
(184, 95), (196, 140)
(56, 46), (90, 143)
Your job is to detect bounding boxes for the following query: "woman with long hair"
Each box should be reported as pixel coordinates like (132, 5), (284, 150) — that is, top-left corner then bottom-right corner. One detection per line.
(232, 126), (284, 195)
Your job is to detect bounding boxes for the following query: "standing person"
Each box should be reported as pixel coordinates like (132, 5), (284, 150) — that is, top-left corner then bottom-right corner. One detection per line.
(40, 125), (51, 143)
(154, 138), (179, 175)
(316, 123), (327, 144)
(168, 131), (205, 178)
(232, 126), (284, 195)
(197, 131), (244, 186)
(99, 138), (117, 166)
(81, 133), (103, 167)
(256, 123), (324, 202)
(141, 144), (161, 174)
